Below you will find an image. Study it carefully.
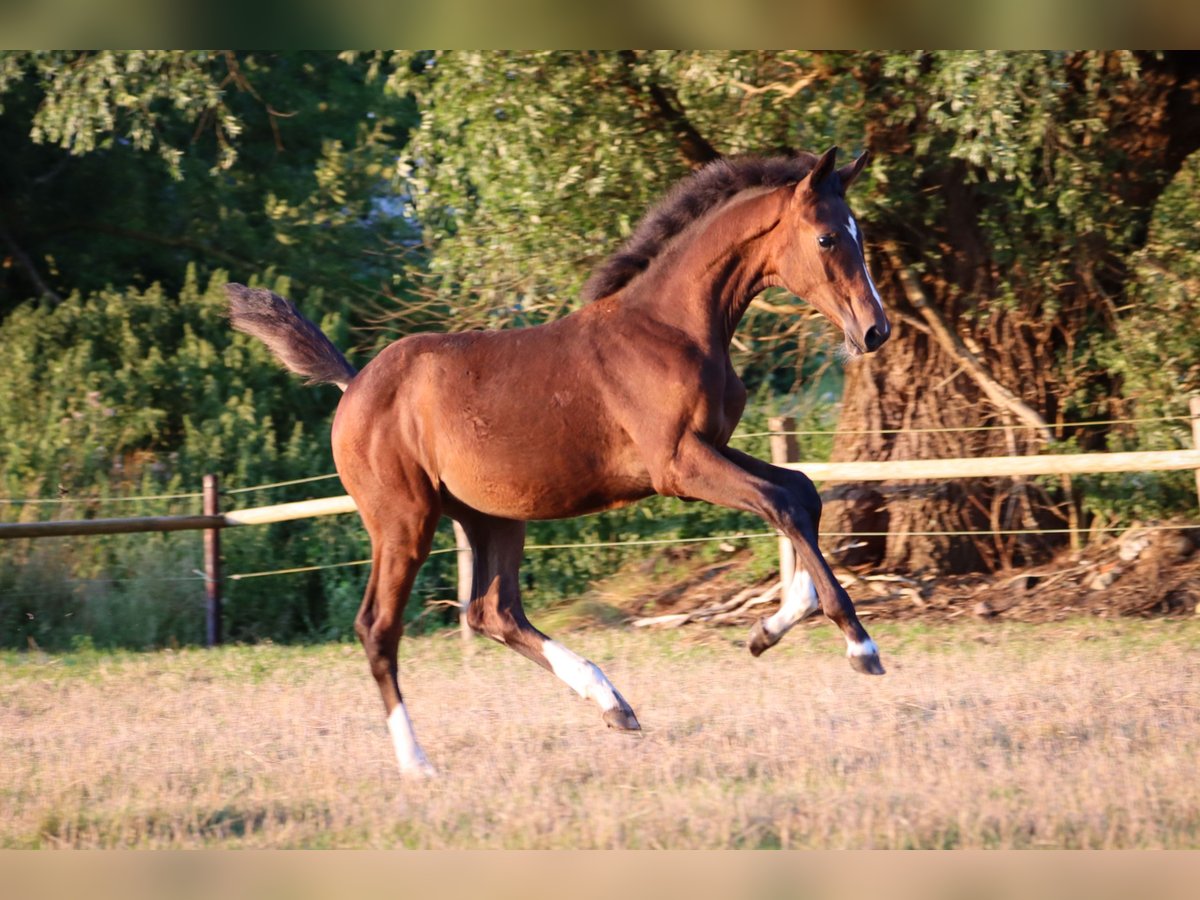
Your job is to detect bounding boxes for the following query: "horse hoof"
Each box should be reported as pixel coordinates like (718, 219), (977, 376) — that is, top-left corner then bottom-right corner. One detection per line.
(748, 619), (779, 657)
(400, 759), (438, 779)
(603, 706), (642, 732)
(848, 652), (886, 676)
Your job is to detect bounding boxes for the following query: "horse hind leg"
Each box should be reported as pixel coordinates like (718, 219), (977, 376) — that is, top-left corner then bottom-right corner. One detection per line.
(354, 497), (440, 777)
(541, 639), (641, 732)
(459, 513), (640, 732)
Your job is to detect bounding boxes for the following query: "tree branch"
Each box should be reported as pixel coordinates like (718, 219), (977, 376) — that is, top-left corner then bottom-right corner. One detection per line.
(617, 51), (720, 168)
(729, 73), (817, 102)
(76, 222), (256, 273)
(0, 219), (63, 306)
(749, 297), (803, 316)
(222, 50), (295, 153)
(884, 243), (1055, 444)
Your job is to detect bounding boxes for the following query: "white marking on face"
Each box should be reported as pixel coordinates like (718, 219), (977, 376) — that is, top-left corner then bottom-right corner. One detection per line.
(542, 640), (621, 712)
(846, 636), (879, 658)
(387, 703), (436, 776)
(864, 270), (884, 313)
(847, 215), (884, 314)
(764, 568), (819, 639)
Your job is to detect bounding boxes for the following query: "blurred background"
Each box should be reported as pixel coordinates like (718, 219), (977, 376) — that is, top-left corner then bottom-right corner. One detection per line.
(2, 51), (1199, 649)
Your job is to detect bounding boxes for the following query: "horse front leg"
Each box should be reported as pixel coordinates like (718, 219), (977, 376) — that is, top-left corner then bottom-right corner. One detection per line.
(718, 447), (862, 660)
(651, 436), (883, 675)
(747, 568), (819, 657)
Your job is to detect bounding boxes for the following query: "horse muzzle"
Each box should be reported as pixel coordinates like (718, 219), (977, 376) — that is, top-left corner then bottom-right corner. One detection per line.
(863, 322), (890, 352)
(843, 319), (890, 356)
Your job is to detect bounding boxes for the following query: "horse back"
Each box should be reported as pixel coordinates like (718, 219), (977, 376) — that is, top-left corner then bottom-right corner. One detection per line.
(332, 316), (655, 520)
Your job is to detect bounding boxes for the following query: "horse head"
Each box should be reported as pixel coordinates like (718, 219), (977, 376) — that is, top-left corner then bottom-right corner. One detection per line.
(774, 146), (891, 357)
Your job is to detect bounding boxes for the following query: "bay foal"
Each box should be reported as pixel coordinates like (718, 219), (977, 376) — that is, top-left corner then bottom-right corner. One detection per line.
(228, 147), (891, 775)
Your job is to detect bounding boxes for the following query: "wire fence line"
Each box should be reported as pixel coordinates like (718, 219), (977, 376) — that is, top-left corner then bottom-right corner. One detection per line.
(0, 490), (203, 506)
(6, 407), (1194, 650)
(221, 473), (343, 495)
(0, 473), (342, 507)
(3, 412), (1197, 507)
(731, 412), (1200, 440)
(222, 521), (1200, 582)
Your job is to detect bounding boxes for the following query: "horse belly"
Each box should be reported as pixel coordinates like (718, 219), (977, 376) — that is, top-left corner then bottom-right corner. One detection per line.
(437, 415), (652, 520)
(397, 326), (653, 520)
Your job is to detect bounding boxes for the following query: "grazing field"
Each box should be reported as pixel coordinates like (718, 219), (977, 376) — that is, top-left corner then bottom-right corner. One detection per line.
(2, 618), (1199, 849)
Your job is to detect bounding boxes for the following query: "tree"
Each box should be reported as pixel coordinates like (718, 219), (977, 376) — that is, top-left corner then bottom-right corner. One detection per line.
(381, 51), (861, 390)
(826, 51), (1200, 570)
(382, 50), (1200, 571)
(0, 51), (418, 321)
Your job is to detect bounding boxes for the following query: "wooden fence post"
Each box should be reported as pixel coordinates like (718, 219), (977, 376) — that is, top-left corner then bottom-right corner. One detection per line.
(453, 521), (474, 645)
(768, 416), (798, 592)
(1191, 396), (1200, 511)
(203, 474), (222, 648)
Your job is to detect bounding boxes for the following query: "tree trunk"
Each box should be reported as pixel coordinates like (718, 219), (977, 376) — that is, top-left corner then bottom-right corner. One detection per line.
(824, 307), (1053, 572)
(825, 52), (1200, 574)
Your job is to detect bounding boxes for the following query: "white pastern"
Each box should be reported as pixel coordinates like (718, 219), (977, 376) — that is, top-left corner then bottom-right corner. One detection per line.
(846, 636), (880, 659)
(387, 703), (436, 777)
(542, 640), (621, 712)
(847, 215), (884, 313)
(765, 568), (819, 638)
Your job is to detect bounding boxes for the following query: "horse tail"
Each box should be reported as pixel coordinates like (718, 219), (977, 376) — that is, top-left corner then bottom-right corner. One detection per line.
(225, 284), (358, 392)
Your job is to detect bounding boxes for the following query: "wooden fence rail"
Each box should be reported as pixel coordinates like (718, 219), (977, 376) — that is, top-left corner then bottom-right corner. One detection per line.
(0, 496), (358, 540)
(4, 437), (1200, 646)
(5, 448), (1200, 543)
(9, 446), (1200, 540)
(785, 449), (1200, 482)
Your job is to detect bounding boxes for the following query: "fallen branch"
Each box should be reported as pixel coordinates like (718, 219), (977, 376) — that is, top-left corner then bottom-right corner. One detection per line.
(631, 580), (782, 628)
(631, 612), (693, 628)
(706, 582), (781, 624)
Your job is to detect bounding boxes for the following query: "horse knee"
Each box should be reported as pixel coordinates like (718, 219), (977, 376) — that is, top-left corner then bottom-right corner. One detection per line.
(788, 472), (820, 513)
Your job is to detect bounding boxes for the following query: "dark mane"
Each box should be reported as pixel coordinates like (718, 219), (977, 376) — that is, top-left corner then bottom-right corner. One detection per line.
(581, 153), (819, 302)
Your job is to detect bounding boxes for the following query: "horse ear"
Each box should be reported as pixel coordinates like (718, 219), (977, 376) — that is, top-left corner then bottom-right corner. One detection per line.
(837, 149), (870, 192)
(805, 146), (840, 192)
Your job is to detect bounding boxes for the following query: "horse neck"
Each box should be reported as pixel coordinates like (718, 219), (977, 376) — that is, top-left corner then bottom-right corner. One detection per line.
(627, 188), (787, 351)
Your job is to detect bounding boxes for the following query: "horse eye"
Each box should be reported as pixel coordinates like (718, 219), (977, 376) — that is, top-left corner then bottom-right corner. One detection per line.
(817, 233), (836, 249)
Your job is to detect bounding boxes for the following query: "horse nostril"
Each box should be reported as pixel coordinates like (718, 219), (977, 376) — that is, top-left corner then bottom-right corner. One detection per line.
(864, 325), (886, 352)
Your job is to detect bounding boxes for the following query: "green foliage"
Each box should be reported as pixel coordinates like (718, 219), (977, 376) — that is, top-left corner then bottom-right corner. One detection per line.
(0, 270), (368, 648)
(0, 267), (344, 494)
(0, 532), (204, 651)
(872, 52), (1148, 311)
(1082, 152), (1200, 523)
(0, 51), (418, 315)
(380, 52), (864, 355)
(1112, 153), (1200, 420)
(1, 51), (234, 176)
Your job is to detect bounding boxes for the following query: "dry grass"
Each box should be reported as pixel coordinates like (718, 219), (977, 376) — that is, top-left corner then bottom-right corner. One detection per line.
(2, 618), (1200, 848)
